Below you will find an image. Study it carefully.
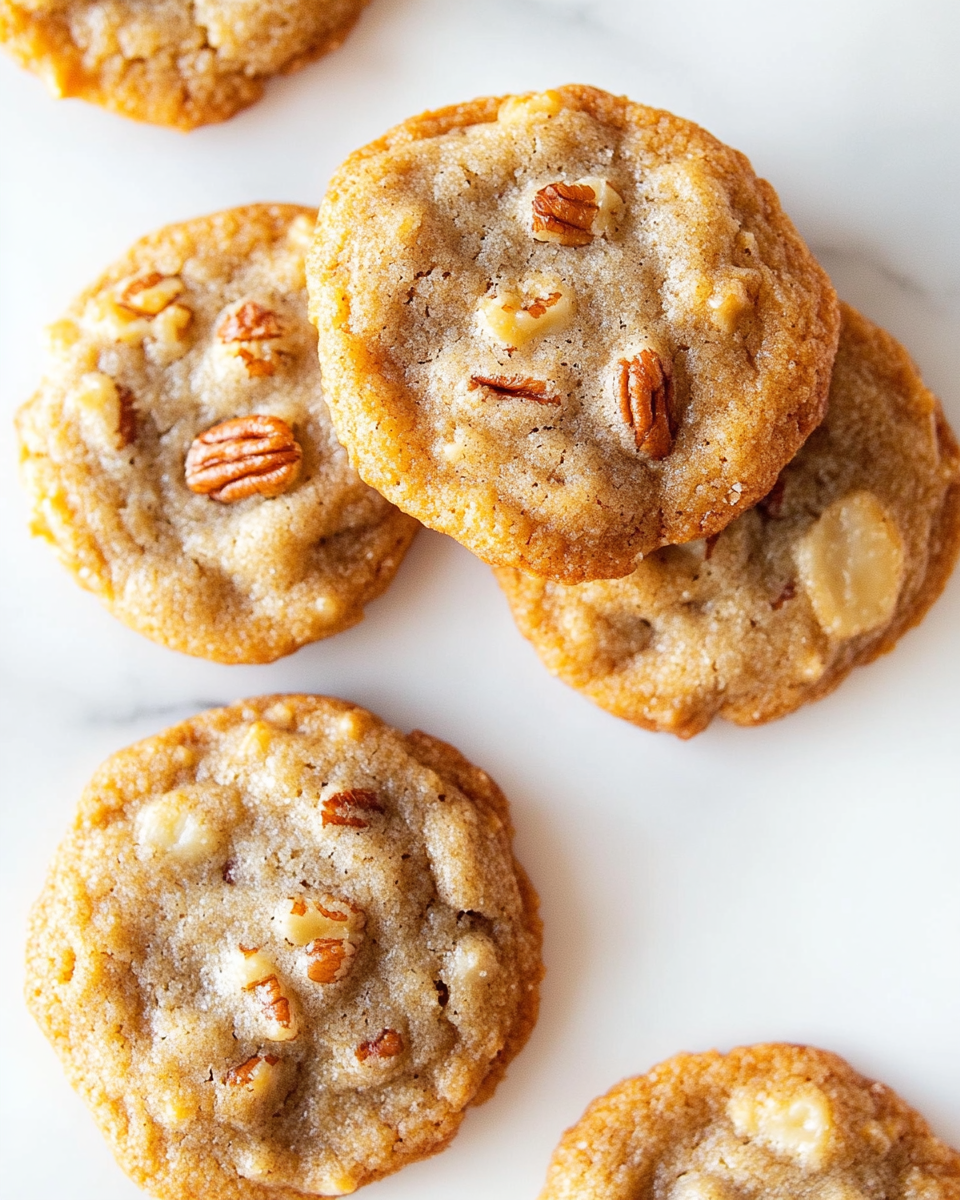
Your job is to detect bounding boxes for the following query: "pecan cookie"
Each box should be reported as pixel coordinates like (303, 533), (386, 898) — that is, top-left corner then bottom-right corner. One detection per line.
(0, 0), (367, 129)
(26, 695), (543, 1199)
(308, 84), (840, 583)
(16, 205), (418, 664)
(539, 1044), (960, 1200)
(497, 305), (960, 735)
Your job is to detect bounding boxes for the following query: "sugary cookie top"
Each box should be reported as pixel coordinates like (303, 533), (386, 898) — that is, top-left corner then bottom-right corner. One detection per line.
(540, 1045), (960, 1200)
(0, 0), (367, 128)
(26, 696), (542, 1200)
(309, 84), (840, 582)
(16, 205), (418, 663)
(497, 305), (960, 734)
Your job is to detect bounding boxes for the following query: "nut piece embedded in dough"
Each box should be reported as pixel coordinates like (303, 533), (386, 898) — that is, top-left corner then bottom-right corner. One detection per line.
(216, 300), (285, 377)
(728, 1084), (834, 1164)
(184, 415), (302, 503)
(477, 280), (575, 349)
(468, 375), (560, 405)
(321, 789), (383, 828)
(617, 350), (675, 459)
(356, 1029), (404, 1063)
(305, 938), (359, 984)
(235, 947), (299, 1041)
(795, 490), (905, 638)
(531, 177), (623, 245)
(118, 273), (185, 316)
(135, 791), (220, 862)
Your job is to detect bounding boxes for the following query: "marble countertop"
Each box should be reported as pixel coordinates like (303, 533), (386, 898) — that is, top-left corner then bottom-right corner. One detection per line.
(1, 1), (958, 1196)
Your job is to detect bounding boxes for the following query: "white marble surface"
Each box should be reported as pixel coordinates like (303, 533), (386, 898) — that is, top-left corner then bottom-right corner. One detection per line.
(1, 1), (959, 1196)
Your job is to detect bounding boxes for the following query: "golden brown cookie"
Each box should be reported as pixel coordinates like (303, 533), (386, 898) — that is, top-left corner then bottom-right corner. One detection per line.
(26, 695), (543, 1199)
(540, 1044), (960, 1200)
(308, 84), (840, 583)
(16, 205), (418, 664)
(0, 0), (367, 129)
(497, 304), (960, 735)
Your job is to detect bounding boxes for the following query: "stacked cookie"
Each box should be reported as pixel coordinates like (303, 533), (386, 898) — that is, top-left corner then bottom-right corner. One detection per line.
(306, 84), (960, 736)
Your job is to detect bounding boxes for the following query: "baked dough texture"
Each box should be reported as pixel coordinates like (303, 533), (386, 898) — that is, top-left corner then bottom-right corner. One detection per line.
(308, 84), (840, 583)
(0, 0), (367, 128)
(16, 205), (418, 664)
(25, 695), (543, 1199)
(539, 1044), (960, 1200)
(497, 304), (960, 735)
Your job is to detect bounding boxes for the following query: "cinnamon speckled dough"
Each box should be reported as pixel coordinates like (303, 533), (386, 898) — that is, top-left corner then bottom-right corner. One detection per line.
(497, 305), (960, 735)
(539, 1044), (960, 1200)
(26, 695), (543, 1200)
(0, 0), (367, 129)
(16, 205), (418, 664)
(308, 84), (840, 583)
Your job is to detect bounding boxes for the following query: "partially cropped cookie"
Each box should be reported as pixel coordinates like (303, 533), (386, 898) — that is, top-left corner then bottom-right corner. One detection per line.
(26, 695), (542, 1199)
(497, 305), (960, 735)
(309, 84), (840, 582)
(540, 1044), (960, 1199)
(0, 0), (367, 128)
(16, 205), (418, 664)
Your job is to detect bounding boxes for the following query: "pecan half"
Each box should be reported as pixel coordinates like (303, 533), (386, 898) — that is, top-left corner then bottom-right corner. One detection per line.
(356, 1029), (404, 1063)
(185, 415), (302, 503)
(532, 183), (598, 246)
(469, 374), (560, 405)
(321, 789), (383, 828)
(306, 937), (358, 984)
(218, 301), (282, 343)
(617, 350), (675, 459)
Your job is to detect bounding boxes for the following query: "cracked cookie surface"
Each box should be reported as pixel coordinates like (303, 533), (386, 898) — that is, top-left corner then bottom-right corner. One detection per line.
(26, 694), (543, 1199)
(16, 205), (418, 664)
(308, 84), (840, 582)
(0, 0), (367, 128)
(539, 1044), (960, 1200)
(497, 305), (960, 734)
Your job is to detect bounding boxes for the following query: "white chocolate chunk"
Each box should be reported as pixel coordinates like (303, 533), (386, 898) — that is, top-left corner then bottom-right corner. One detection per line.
(477, 278), (574, 349)
(795, 490), (905, 638)
(498, 90), (563, 124)
(729, 1084), (834, 1163)
(136, 791), (220, 862)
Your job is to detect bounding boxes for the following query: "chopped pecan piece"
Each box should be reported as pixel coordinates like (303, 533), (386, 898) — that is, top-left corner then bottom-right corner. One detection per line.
(469, 374), (560, 405)
(532, 182), (598, 246)
(356, 1029), (404, 1062)
(118, 272), (184, 316)
(617, 350), (675, 459)
(248, 975), (290, 1028)
(217, 301), (282, 343)
(306, 937), (358, 984)
(321, 789), (383, 828)
(225, 1053), (278, 1087)
(185, 415), (302, 503)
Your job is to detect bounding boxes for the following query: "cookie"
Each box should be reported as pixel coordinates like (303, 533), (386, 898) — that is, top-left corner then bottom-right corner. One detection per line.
(496, 304), (960, 736)
(0, 0), (366, 129)
(539, 1044), (960, 1199)
(308, 84), (840, 583)
(25, 694), (543, 1199)
(16, 205), (418, 664)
